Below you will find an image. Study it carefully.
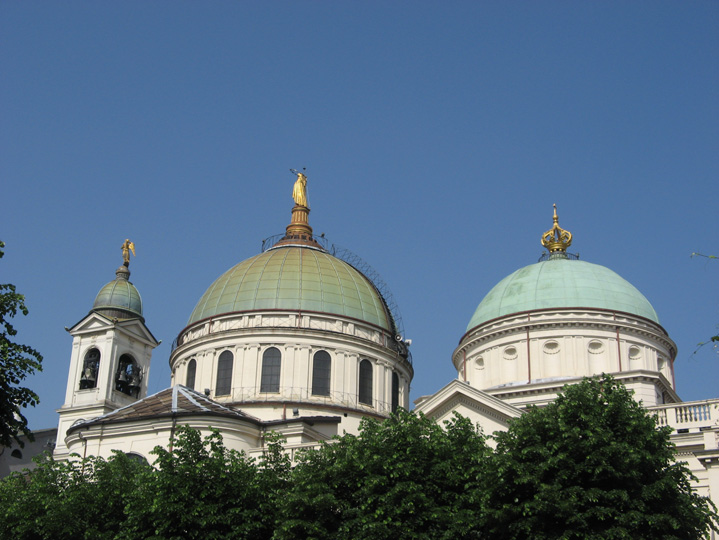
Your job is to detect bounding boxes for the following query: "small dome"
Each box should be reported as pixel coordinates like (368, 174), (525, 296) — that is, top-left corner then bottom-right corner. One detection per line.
(93, 265), (143, 320)
(188, 245), (392, 331)
(467, 258), (658, 332)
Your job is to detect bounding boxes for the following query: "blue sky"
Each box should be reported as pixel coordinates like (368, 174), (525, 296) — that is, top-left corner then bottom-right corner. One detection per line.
(1, 2), (717, 430)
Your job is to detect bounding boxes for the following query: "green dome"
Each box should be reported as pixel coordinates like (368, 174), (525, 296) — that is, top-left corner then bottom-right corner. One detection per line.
(467, 258), (659, 331)
(189, 246), (392, 330)
(93, 266), (143, 319)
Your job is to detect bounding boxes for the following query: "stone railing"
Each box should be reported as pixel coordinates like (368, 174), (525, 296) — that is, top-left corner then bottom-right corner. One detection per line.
(648, 399), (719, 432)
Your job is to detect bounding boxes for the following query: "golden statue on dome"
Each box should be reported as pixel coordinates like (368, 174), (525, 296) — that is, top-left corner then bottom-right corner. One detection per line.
(121, 239), (136, 267)
(271, 168), (323, 250)
(541, 204), (572, 253)
(290, 168), (308, 208)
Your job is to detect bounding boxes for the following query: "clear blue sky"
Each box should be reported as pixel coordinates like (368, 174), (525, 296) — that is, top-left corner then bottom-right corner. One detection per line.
(1, 2), (717, 430)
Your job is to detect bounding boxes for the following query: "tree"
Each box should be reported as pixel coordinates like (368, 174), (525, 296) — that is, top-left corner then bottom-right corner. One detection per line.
(121, 426), (275, 540)
(0, 426), (277, 540)
(275, 409), (490, 540)
(0, 240), (43, 447)
(0, 451), (146, 540)
(483, 375), (717, 540)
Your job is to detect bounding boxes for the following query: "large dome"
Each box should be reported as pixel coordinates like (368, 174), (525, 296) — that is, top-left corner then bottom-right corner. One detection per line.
(188, 245), (393, 331)
(466, 257), (659, 331)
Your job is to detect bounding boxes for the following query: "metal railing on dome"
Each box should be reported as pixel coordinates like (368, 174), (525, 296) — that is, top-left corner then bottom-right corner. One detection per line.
(538, 251), (580, 262)
(261, 233), (330, 252)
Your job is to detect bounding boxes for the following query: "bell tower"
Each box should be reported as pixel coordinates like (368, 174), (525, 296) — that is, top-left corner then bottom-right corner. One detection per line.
(54, 240), (159, 460)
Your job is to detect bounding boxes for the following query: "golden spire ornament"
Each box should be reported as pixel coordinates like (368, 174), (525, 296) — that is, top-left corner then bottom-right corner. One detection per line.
(273, 168), (323, 249)
(290, 168), (308, 208)
(121, 239), (136, 267)
(541, 204), (572, 253)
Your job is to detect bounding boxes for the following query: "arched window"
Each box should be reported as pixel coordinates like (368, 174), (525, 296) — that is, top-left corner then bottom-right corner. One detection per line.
(391, 372), (400, 412)
(79, 348), (101, 390)
(260, 347), (281, 393)
(186, 359), (197, 390)
(358, 359), (373, 406)
(215, 351), (233, 396)
(115, 354), (142, 398)
(312, 350), (331, 396)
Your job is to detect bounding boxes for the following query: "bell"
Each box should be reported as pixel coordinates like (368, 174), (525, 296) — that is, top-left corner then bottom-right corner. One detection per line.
(118, 370), (128, 382)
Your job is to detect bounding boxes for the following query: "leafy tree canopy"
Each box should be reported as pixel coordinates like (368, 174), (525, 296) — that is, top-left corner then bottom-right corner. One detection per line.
(1, 379), (716, 539)
(484, 374), (717, 540)
(0, 427), (280, 540)
(0, 240), (43, 447)
(276, 409), (489, 540)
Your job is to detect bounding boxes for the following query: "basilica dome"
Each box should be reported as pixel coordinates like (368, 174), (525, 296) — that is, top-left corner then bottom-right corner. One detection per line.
(467, 206), (657, 331)
(170, 172), (411, 427)
(466, 258), (658, 331)
(188, 244), (392, 331)
(456, 206), (673, 408)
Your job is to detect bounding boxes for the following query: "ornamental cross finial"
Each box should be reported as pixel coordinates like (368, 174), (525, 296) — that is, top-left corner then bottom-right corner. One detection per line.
(541, 204), (572, 253)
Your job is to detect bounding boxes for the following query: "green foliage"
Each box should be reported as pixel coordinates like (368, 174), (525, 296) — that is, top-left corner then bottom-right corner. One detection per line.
(0, 240), (43, 448)
(1, 383), (715, 539)
(483, 374), (718, 540)
(275, 409), (489, 540)
(0, 427), (272, 540)
(0, 451), (145, 540)
(121, 426), (271, 540)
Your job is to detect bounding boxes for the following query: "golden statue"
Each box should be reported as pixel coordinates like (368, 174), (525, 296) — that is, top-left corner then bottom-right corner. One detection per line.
(121, 239), (136, 266)
(290, 168), (308, 208)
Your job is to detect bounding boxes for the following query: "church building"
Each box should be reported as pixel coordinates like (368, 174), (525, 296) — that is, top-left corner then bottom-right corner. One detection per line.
(19, 171), (719, 513)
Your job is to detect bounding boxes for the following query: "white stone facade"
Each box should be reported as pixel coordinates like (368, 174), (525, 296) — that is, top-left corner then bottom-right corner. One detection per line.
(54, 313), (159, 460)
(455, 308), (677, 407)
(169, 309), (413, 436)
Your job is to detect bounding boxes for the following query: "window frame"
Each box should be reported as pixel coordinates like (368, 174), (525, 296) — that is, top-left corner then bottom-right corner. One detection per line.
(215, 351), (233, 396)
(79, 347), (101, 390)
(186, 358), (197, 390)
(311, 350), (331, 396)
(391, 371), (400, 412)
(358, 359), (373, 406)
(260, 347), (281, 393)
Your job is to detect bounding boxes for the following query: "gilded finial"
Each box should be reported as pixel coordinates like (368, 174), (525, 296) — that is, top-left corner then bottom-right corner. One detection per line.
(272, 168), (323, 249)
(121, 239), (136, 267)
(541, 204), (572, 253)
(290, 168), (308, 208)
